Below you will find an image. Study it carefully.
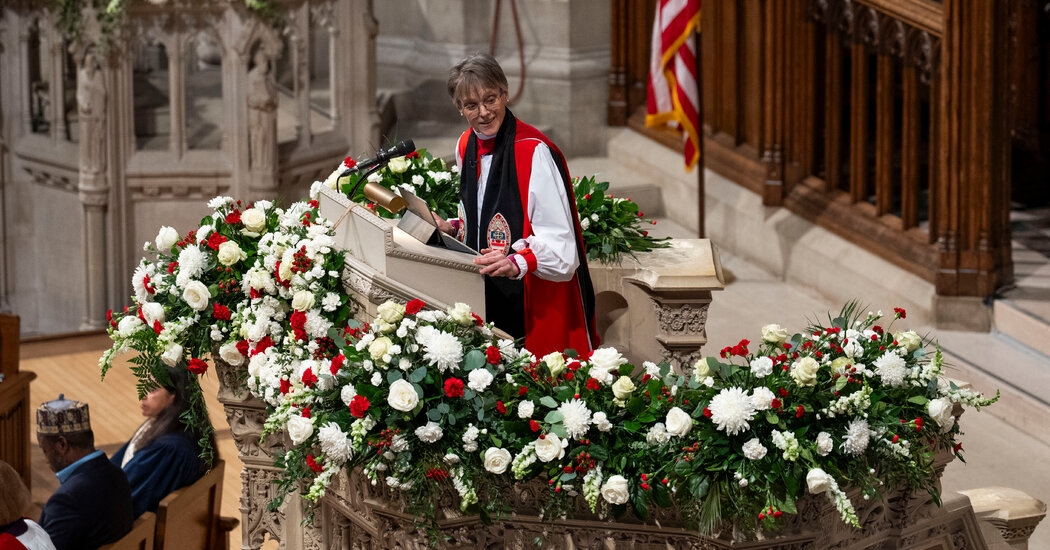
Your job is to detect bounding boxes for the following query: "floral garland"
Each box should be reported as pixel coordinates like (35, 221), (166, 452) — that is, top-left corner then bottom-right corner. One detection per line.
(333, 150), (459, 221)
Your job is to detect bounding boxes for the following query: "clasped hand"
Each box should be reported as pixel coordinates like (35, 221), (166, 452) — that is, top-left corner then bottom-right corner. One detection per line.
(474, 248), (520, 278)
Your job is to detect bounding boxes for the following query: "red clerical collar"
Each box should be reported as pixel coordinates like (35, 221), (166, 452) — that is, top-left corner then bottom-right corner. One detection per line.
(477, 138), (496, 156)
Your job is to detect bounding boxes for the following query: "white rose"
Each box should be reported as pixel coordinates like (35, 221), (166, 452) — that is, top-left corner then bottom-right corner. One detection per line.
(806, 468), (833, 494)
(749, 356), (774, 378)
(589, 347), (627, 373)
(483, 447), (512, 474)
(286, 415), (315, 445)
(292, 290), (316, 312)
(468, 368), (494, 392)
(543, 352), (566, 377)
(664, 407), (693, 437)
(117, 316), (144, 337)
(242, 207), (267, 234)
(447, 302), (473, 325)
(160, 343), (184, 367)
(387, 156), (410, 173)
(534, 433), (566, 462)
(611, 376), (636, 400)
(895, 330), (922, 352)
(762, 323), (790, 344)
(790, 356), (820, 386)
(600, 475), (629, 505)
(278, 253), (294, 283)
(742, 438), (767, 460)
(387, 379), (419, 412)
(140, 302), (166, 326)
(217, 241), (247, 266)
(376, 301), (405, 324)
(182, 280), (211, 311)
(692, 357), (712, 380)
(215, 341), (241, 367)
(927, 398), (954, 428)
(369, 336), (393, 361)
(815, 431), (833, 456)
(155, 226), (179, 251)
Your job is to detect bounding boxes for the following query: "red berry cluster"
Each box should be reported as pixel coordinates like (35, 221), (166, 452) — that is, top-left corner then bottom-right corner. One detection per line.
(291, 246), (312, 273)
(367, 428), (400, 455)
(312, 336), (338, 360)
(674, 441), (702, 464)
(425, 468), (449, 480)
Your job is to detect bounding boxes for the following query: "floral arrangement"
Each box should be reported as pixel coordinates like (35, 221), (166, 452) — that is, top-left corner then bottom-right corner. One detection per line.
(331, 150), (459, 221)
(100, 195), (354, 463)
(573, 175), (670, 263)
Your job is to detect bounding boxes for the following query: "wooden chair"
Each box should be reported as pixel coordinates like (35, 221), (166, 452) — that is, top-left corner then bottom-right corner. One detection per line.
(154, 459), (239, 550)
(99, 512), (156, 550)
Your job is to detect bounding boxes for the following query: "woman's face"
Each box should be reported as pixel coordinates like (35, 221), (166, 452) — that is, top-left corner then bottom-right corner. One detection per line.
(457, 86), (507, 137)
(140, 387), (175, 418)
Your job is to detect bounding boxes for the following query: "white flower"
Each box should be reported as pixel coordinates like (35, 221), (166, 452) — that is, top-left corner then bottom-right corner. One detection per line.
(762, 323), (790, 344)
(664, 407), (693, 437)
(447, 302), (473, 325)
(117, 316), (144, 337)
(483, 447), (512, 474)
(895, 330), (922, 352)
(534, 433), (567, 462)
(161, 343), (183, 367)
(242, 207), (267, 234)
(816, 431), (834, 456)
(927, 398), (955, 432)
(611, 376), (636, 400)
(600, 475), (630, 504)
(368, 336), (393, 362)
(643, 361), (661, 377)
(217, 241), (247, 266)
(692, 357), (712, 380)
(422, 331), (463, 372)
(874, 351), (909, 387)
(207, 196), (233, 209)
(176, 245), (206, 288)
(376, 301), (405, 324)
(790, 357), (820, 386)
(580, 217), (590, 230)
(370, 372), (382, 386)
(387, 156), (410, 173)
(318, 422), (351, 464)
(182, 280), (211, 311)
(414, 421), (443, 443)
(750, 356), (774, 378)
(468, 368), (494, 392)
(321, 292), (340, 312)
(462, 424), (479, 443)
(750, 387), (775, 410)
(155, 226), (179, 251)
(806, 468), (834, 494)
(742, 438), (767, 460)
(646, 423), (670, 445)
(542, 352), (566, 377)
(218, 341), (243, 367)
(708, 387), (757, 435)
(140, 302), (166, 326)
(286, 415), (315, 445)
(517, 400), (535, 419)
(387, 379), (419, 412)
(558, 399), (592, 440)
(843, 418), (873, 455)
(592, 411), (612, 432)
(289, 290), (315, 312)
(589, 347), (628, 376)
(390, 435), (409, 452)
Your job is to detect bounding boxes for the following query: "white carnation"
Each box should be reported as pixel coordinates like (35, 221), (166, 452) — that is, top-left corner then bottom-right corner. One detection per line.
(749, 356), (774, 378)
(414, 421), (443, 443)
(742, 438), (767, 460)
(517, 400), (535, 419)
(467, 368), (494, 392)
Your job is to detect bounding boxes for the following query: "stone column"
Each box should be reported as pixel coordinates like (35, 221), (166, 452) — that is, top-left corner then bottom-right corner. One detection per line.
(341, 0), (379, 154)
(76, 48), (108, 330)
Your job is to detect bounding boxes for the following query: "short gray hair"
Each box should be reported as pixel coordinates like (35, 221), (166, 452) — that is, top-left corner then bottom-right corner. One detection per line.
(447, 53), (508, 106)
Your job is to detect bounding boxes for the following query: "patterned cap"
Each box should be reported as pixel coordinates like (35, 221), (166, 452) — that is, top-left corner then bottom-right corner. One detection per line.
(36, 394), (91, 435)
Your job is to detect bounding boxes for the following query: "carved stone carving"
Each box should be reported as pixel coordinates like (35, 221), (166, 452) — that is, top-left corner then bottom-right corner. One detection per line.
(76, 47), (106, 179)
(653, 301), (709, 334)
(247, 49), (277, 172)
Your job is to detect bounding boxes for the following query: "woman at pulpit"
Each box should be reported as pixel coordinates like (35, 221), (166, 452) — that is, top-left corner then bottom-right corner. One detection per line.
(437, 53), (599, 358)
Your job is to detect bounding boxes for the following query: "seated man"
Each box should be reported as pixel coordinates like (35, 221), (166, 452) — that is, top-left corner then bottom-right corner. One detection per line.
(36, 395), (133, 550)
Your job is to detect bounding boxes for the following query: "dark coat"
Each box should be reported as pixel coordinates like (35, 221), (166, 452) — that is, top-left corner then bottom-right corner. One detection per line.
(111, 430), (203, 518)
(39, 453), (133, 550)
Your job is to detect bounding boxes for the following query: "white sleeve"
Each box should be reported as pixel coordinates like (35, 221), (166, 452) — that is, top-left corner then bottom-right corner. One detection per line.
(525, 143), (580, 282)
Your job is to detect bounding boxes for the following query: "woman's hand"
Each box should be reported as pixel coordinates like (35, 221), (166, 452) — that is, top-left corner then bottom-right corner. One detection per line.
(474, 248), (520, 278)
(433, 214), (455, 235)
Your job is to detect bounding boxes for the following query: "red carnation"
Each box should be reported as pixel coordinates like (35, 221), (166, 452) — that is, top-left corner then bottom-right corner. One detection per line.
(406, 151), (420, 159)
(330, 354), (345, 375)
(771, 398), (782, 409)
(485, 345), (501, 364)
(152, 320), (163, 335)
(236, 340), (250, 356)
(343, 156), (357, 169)
(586, 378), (599, 390)
(301, 406), (311, 418)
(280, 379), (291, 394)
(496, 401), (507, 414)
(253, 336), (274, 355)
(213, 303), (231, 320)
(567, 361), (581, 371)
(349, 395), (370, 418)
(206, 232), (228, 251)
(471, 313), (484, 326)
(290, 310), (307, 330)
(529, 420), (541, 432)
(405, 299), (426, 315)
(444, 378), (465, 398)
(302, 368), (318, 388)
(306, 455), (323, 473)
(703, 407), (712, 418)
(225, 210), (242, 224)
(517, 386), (528, 396)
(796, 405), (805, 418)
(187, 358), (209, 375)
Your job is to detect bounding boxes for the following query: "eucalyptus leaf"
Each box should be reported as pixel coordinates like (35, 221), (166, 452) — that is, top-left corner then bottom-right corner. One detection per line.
(408, 366), (427, 383)
(544, 411), (564, 423)
(540, 396), (559, 409)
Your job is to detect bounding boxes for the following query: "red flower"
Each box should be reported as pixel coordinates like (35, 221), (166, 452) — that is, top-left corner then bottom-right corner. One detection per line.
(567, 361), (581, 371)
(517, 386), (528, 396)
(279, 379), (291, 394)
(777, 388), (789, 397)
(302, 368), (318, 388)
(703, 407), (712, 418)
(444, 378), (465, 398)
(187, 358), (209, 375)
(471, 313), (484, 326)
(301, 406), (311, 418)
(330, 354), (345, 375)
(290, 311), (307, 330)
(496, 401), (507, 414)
(225, 210), (241, 224)
(253, 336), (274, 356)
(236, 340), (250, 356)
(167, 261), (178, 274)
(306, 455), (323, 473)
(485, 345), (501, 364)
(529, 420), (541, 432)
(586, 378), (599, 390)
(213, 303), (231, 320)
(152, 320), (163, 335)
(425, 468), (449, 480)
(349, 395), (370, 418)
(405, 299), (426, 314)
(894, 307), (907, 319)
(206, 232), (228, 251)
(771, 398), (782, 409)
(406, 151), (420, 159)
(343, 156), (357, 169)
(796, 405), (805, 418)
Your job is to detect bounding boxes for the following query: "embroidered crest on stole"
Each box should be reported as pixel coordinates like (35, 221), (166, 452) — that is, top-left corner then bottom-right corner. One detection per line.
(487, 213), (511, 254)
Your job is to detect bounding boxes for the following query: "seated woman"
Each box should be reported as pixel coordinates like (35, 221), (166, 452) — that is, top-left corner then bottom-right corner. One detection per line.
(111, 363), (216, 518)
(0, 459), (55, 550)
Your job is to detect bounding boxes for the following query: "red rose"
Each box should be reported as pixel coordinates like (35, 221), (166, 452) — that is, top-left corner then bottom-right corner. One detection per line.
(225, 210), (241, 224)
(306, 455), (323, 473)
(236, 340), (250, 356)
(302, 368), (318, 388)
(586, 378), (599, 390)
(405, 299), (426, 314)
(349, 395), (370, 418)
(206, 232), (227, 251)
(213, 303), (231, 320)
(330, 354), (345, 375)
(529, 420), (541, 432)
(496, 401), (507, 414)
(485, 345), (501, 364)
(187, 358), (209, 375)
(444, 378), (465, 398)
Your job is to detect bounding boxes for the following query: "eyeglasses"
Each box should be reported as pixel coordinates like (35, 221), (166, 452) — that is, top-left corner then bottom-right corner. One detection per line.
(460, 91), (504, 116)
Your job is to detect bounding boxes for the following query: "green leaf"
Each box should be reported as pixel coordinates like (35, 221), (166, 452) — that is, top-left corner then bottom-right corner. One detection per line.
(560, 472), (577, 482)
(588, 445), (609, 461)
(447, 412), (457, 426)
(632, 489), (649, 520)
(463, 389), (476, 400)
(689, 476), (709, 499)
(408, 366), (427, 383)
(765, 411), (779, 425)
(835, 375), (849, 392)
(549, 423), (568, 438)
(623, 420), (641, 433)
(908, 395), (930, 405)
(427, 409), (441, 421)
(386, 370), (403, 384)
(464, 349), (486, 370)
(437, 403), (450, 414)
(544, 411), (564, 423)
(540, 396), (559, 409)
(653, 484), (672, 507)
(626, 397), (646, 415)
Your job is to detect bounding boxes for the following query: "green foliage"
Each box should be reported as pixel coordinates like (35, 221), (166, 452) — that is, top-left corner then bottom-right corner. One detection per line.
(572, 175), (671, 263)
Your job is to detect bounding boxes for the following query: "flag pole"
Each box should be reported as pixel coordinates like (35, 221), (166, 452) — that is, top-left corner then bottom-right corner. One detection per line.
(696, 26), (705, 239)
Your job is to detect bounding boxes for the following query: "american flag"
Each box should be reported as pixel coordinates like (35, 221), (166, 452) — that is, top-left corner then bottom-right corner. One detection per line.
(646, 0), (701, 169)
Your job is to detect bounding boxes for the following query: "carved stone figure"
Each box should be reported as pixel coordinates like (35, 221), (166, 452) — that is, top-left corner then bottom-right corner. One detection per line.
(77, 49), (106, 176)
(247, 49), (277, 171)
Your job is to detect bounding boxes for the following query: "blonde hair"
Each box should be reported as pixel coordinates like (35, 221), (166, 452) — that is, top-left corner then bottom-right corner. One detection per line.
(0, 460), (31, 525)
(447, 53), (509, 107)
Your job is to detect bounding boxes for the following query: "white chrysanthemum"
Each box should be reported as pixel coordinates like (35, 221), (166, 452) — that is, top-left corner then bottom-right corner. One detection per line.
(843, 418), (872, 456)
(742, 438), (767, 460)
(749, 356), (774, 378)
(176, 245), (206, 288)
(708, 387), (757, 435)
(422, 330), (463, 372)
(207, 196), (234, 209)
(517, 400), (535, 419)
(131, 263), (156, 304)
(414, 421), (443, 443)
(750, 387), (776, 411)
(557, 399), (592, 440)
(873, 351), (909, 387)
(318, 422), (351, 464)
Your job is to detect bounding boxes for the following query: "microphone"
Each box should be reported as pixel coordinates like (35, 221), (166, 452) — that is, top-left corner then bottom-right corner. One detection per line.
(341, 140), (416, 177)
